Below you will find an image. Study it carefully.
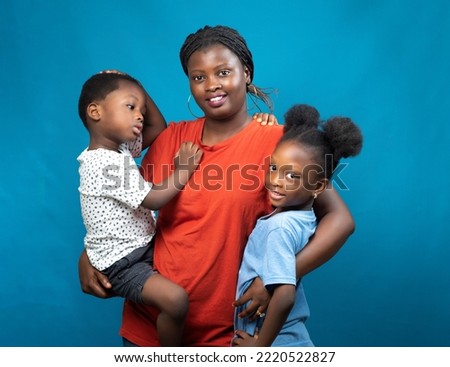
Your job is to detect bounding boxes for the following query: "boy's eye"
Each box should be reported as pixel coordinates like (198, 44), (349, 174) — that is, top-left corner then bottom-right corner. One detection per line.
(269, 164), (276, 172)
(193, 75), (204, 82)
(127, 104), (135, 110)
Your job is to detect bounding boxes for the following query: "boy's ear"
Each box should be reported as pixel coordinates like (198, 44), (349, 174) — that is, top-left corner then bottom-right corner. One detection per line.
(87, 102), (101, 121)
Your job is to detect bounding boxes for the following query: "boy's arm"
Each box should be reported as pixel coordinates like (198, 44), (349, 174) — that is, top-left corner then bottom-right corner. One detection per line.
(141, 92), (166, 150)
(141, 142), (202, 210)
(296, 186), (354, 279)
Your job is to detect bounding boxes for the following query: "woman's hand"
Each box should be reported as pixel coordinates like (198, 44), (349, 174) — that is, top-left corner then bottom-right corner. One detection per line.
(78, 250), (115, 298)
(99, 69), (127, 75)
(253, 113), (278, 126)
(233, 277), (270, 321)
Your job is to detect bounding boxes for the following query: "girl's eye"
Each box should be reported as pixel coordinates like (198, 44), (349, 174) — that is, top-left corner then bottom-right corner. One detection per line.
(126, 104), (135, 110)
(287, 172), (300, 180)
(193, 75), (204, 82)
(269, 164), (276, 172)
(219, 70), (230, 77)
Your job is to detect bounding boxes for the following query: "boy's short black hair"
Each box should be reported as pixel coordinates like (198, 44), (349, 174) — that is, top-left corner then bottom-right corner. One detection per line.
(78, 72), (140, 127)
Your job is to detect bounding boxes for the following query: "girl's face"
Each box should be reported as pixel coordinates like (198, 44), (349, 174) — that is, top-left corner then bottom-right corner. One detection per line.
(186, 44), (250, 121)
(93, 80), (146, 145)
(266, 141), (325, 211)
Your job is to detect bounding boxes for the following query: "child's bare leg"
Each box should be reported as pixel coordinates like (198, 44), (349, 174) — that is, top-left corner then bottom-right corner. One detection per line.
(141, 274), (188, 346)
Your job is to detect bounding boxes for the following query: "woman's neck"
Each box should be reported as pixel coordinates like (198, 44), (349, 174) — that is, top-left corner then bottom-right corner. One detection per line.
(202, 113), (252, 146)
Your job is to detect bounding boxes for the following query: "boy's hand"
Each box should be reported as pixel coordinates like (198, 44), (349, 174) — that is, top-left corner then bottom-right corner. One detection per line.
(175, 142), (203, 172)
(253, 113), (278, 126)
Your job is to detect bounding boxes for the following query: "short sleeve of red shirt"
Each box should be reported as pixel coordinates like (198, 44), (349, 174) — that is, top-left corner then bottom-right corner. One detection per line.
(121, 119), (283, 346)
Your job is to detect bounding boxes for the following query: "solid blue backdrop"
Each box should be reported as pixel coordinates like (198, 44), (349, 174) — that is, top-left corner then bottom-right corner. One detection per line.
(1, 0), (449, 346)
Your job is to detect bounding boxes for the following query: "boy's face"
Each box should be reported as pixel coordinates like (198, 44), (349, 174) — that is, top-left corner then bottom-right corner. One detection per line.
(265, 141), (323, 211)
(95, 80), (146, 144)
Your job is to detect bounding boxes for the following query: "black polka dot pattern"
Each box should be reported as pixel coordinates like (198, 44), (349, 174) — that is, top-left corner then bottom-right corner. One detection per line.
(77, 138), (156, 271)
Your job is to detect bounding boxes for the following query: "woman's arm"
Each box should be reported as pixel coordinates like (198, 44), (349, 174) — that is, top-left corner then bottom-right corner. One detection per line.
(296, 185), (354, 279)
(141, 92), (166, 150)
(99, 70), (166, 150)
(78, 249), (114, 298)
(233, 277), (270, 320)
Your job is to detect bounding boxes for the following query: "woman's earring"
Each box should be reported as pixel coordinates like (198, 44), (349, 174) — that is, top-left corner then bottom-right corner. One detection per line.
(187, 94), (203, 119)
(313, 192), (318, 199)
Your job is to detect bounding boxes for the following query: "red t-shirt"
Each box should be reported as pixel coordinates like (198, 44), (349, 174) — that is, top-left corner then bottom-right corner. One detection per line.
(120, 118), (283, 346)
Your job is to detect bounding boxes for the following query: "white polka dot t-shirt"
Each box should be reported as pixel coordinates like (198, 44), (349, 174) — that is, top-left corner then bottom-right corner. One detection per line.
(77, 137), (156, 271)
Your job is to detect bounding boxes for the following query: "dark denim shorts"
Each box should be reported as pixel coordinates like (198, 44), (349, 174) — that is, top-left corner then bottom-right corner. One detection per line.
(102, 245), (156, 304)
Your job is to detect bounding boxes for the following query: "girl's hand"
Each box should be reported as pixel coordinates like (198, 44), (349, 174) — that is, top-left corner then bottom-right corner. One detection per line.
(233, 277), (271, 321)
(253, 113), (278, 126)
(232, 329), (259, 347)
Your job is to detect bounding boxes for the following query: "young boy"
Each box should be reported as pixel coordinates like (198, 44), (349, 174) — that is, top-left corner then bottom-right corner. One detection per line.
(77, 71), (202, 346)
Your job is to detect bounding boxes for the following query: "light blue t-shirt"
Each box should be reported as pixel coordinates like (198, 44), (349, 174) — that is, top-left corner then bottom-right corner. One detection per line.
(235, 209), (317, 346)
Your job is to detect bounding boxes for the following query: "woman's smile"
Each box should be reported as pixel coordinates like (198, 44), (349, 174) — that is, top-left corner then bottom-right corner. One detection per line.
(207, 94), (227, 107)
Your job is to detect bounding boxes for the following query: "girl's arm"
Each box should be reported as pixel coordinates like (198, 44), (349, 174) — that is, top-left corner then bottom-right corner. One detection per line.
(296, 185), (354, 279)
(233, 284), (295, 347)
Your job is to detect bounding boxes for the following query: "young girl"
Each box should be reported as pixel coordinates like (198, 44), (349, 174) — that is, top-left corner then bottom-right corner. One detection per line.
(233, 104), (363, 347)
(77, 71), (203, 346)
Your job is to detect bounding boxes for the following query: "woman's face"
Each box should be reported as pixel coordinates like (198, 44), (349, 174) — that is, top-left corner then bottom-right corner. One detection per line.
(186, 44), (250, 121)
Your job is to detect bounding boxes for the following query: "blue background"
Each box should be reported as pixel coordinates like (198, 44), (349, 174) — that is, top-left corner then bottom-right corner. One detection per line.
(1, 0), (449, 346)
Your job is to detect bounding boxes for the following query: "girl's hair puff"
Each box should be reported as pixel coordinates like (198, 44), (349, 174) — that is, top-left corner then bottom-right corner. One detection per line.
(281, 104), (363, 180)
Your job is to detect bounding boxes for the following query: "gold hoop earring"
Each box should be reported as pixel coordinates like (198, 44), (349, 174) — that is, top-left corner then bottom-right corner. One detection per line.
(187, 94), (202, 119)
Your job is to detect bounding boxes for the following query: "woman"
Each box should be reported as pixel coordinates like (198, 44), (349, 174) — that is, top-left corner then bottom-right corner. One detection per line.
(78, 25), (354, 347)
